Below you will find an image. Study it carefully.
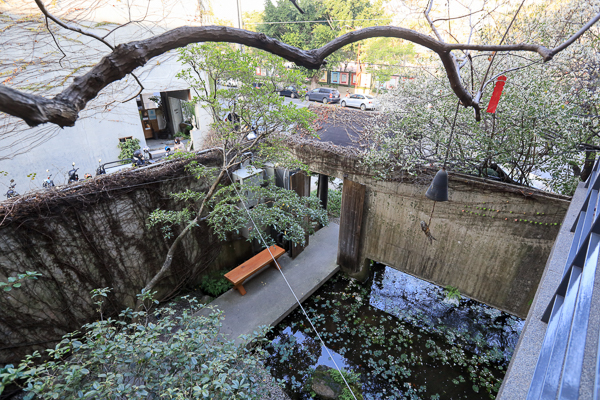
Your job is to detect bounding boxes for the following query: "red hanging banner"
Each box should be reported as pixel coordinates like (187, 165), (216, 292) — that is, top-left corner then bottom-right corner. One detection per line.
(486, 75), (507, 114)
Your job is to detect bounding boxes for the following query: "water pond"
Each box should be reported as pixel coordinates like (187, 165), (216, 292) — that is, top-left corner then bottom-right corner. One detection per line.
(264, 263), (523, 399)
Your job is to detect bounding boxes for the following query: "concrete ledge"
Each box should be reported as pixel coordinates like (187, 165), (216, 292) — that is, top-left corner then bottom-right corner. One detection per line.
(197, 223), (340, 345)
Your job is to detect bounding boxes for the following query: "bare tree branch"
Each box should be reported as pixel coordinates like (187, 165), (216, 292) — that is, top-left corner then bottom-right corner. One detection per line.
(1, 13), (599, 129)
(34, 0), (115, 50)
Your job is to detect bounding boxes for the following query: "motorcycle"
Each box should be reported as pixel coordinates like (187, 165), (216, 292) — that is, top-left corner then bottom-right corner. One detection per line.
(133, 149), (145, 166)
(68, 162), (79, 184)
(5, 179), (18, 199)
(42, 169), (55, 189)
(96, 159), (106, 175)
(143, 146), (153, 161)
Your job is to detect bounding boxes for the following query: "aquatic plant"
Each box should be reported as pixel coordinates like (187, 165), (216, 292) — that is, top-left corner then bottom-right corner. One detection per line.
(264, 264), (522, 399)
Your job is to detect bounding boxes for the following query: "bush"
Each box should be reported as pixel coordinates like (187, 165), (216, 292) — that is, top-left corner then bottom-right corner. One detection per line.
(327, 188), (342, 218)
(310, 188), (342, 218)
(0, 289), (272, 399)
(199, 270), (233, 297)
(117, 138), (141, 161)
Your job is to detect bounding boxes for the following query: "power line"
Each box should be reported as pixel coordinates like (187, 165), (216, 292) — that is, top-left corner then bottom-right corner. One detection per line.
(245, 18), (392, 25)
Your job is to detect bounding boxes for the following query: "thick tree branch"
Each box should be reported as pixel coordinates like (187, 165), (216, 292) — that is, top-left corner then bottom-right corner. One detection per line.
(1, 15), (599, 128)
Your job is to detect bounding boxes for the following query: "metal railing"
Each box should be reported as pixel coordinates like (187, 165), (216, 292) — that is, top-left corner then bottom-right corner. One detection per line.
(527, 160), (600, 400)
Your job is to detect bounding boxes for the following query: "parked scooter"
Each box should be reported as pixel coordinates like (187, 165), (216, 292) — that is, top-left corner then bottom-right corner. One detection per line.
(42, 169), (55, 189)
(5, 179), (18, 199)
(164, 145), (171, 158)
(96, 159), (106, 175)
(68, 162), (79, 184)
(133, 149), (145, 166)
(143, 146), (153, 161)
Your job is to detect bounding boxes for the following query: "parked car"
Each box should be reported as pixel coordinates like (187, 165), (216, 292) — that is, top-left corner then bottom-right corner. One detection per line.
(278, 86), (302, 98)
(340, 94), (377, 111)
(305, 88), (341, 104)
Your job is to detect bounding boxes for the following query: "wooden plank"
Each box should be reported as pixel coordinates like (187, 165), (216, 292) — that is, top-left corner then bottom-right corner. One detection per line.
(290, 171), (310, 258)
(337, 178), (366, 273)
(224, 245), (285, 284)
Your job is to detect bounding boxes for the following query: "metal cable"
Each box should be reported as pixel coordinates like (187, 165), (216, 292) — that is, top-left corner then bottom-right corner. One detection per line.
(225, 170), (359, 400)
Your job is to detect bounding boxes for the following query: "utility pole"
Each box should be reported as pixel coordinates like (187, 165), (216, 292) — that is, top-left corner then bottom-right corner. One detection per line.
(236, 0), (244, 53)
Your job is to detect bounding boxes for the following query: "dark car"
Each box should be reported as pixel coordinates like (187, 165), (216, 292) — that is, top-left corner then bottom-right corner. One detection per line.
(278, 86), (302, 98)
(305, 87), (341, 104)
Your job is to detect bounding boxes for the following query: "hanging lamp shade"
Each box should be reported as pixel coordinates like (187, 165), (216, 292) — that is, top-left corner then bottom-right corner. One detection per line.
(425, 168), (449, 202)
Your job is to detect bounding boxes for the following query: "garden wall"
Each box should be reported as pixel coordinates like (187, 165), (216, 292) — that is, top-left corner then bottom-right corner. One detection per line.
(291, 143), (571, 318)
(0, 154), (252, 364)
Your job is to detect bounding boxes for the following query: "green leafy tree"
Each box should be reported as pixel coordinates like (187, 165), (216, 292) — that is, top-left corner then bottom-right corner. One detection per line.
(258, 0), (390, 87)
(1, 289), (273, 399)
(141, 43), (319, 307)
(364, 0), (600, 195)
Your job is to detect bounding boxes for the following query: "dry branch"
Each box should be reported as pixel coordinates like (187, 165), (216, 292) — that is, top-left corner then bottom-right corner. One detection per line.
(1, 13), (599, 128)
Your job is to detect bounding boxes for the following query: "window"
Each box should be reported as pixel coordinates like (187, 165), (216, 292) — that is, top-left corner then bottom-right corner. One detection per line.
(119, 136), (133, 143)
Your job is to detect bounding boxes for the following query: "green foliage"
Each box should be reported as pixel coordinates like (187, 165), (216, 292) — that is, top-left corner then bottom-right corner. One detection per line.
(330, 369), (363, 400)
(199, 270), (232, 297)
(208, 179), (328, 247)
(259, 0), (390, 67)
(117, 138), (141, 161)
(310, 187), (342, 218)
(445, 286), (461, 300)
(1, 290), (272, 399)
(0, 271), (41, 292)
(326, 188), (342, 218)
(147, 208), (194, 239)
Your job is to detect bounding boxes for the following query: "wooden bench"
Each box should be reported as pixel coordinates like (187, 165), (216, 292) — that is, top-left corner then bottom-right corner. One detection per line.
(224, 245), (286, 296)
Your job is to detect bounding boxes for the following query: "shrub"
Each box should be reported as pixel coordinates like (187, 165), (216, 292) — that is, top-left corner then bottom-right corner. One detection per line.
(0, 289), (272, 399)
(199, 270), (233, 297)
(117, 138), (141, 162)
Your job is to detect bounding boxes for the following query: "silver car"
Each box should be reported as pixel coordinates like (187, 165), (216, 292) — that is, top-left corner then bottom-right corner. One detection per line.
(340, 94), (377, 111)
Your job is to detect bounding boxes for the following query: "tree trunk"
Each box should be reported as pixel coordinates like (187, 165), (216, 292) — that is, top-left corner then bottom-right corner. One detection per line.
(135, 168), (226, 310)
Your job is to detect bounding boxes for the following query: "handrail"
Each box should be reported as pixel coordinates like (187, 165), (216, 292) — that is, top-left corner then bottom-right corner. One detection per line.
(528, 158), (600, 399)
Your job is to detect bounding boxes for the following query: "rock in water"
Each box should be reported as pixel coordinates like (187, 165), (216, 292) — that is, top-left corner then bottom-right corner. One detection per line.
(311, 365), (342, 399)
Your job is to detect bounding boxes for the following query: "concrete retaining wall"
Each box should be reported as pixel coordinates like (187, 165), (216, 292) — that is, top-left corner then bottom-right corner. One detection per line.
(292, 144), (570, 318)
(0, 158), (251, 363)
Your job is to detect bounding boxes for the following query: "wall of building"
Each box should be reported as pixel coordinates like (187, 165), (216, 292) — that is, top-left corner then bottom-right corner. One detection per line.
(292, 144), (571, 318)
(0, 0), (206, 195)
(0, 155), (252, 364)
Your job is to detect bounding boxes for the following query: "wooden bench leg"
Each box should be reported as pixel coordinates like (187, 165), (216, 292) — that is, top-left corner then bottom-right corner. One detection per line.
(234, 284), (247, 296)
(271, 260), (281, 270)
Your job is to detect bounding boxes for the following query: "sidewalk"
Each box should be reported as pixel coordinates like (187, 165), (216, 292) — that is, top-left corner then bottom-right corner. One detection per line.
(197, 223), (340, 344)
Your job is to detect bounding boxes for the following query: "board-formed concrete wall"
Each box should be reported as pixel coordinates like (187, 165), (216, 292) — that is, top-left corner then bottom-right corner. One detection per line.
(0, 156), (252, 363)
(292, 144), (570, 318)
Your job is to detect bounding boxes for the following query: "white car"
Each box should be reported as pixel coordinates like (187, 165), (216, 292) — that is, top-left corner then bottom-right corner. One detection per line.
(340, 94), (377, 111)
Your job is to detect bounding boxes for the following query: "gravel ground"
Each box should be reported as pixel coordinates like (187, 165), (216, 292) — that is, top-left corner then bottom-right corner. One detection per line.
(256, 366), (292, 400)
